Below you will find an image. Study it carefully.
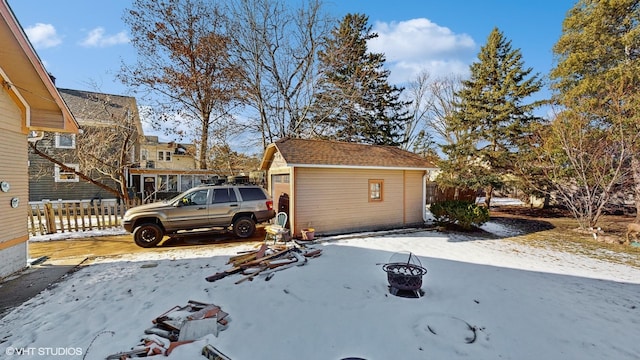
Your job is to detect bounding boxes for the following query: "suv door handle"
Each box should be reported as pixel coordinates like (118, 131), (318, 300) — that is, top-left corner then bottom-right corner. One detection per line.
(197, 207), (207, 210)
(229, 204), (238, 207)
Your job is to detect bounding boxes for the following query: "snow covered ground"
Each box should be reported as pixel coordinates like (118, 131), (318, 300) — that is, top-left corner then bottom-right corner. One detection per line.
(1, 219), (639, 360)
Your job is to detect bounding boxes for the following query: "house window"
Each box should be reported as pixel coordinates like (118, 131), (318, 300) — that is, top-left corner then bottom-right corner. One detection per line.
(156, 175), (178, 192)
(55, 133), (76, 149)
(369, 179), (383, 202)
(158, 150), (171, 161)
(140, 149), (148, 161)
(54, 163), (79, 182)
(180, 175), (194, 191)
(167, 175), (178, 191)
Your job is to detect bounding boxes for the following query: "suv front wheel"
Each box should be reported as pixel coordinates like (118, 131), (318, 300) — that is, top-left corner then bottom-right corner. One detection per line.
(233, 217), (256, 238)
(133, 223), (164, 248)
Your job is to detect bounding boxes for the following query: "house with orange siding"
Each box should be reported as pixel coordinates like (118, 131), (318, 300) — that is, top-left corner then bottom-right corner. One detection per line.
(259, 138), (437, 237)
(0, 0), (79, 278)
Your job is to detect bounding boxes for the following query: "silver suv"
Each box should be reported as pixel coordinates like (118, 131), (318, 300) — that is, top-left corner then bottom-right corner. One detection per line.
(122, 184), (275, 247)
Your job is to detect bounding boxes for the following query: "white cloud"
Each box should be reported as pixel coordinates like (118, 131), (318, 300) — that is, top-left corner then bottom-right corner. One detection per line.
(369, 18), (477, 84)
(24, 23), (62, 49)
(80, 27), (129, 47)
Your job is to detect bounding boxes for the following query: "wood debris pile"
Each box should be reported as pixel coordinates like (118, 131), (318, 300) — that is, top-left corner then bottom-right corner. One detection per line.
(105, 300), (230, 359)
(205, 242), (322, 284)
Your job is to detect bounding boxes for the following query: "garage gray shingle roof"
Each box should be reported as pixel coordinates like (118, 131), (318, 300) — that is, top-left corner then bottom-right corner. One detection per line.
(266, 138), (436, 169)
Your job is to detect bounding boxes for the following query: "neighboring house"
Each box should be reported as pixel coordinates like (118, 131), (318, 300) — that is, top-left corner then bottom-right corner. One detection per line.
(259, 138), (438, 237)
(0, 0), (79, 278)
(28, 88), (143, 202)
(128, 136), (219, 200)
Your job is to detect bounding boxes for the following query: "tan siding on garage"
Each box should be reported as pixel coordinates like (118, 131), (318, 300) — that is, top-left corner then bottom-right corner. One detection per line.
(294, 167), (408, 235)
(403, 170), (425, 225)
(260, 139), (436, 238)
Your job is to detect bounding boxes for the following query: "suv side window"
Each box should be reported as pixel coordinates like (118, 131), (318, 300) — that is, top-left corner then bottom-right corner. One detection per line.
(182, 189), (209, 206)
(238, 187), (267, 201)
(212, 188), (237, 203)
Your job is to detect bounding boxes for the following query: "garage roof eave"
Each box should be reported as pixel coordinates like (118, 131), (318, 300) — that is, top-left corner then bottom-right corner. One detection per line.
(286, 163), (438, 171)
(259, 143), (278, 171)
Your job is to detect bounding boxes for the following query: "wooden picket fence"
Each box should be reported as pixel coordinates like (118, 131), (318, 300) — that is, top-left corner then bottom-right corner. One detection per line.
(425, 182), (477, 204)
(27, 199), (146, 236)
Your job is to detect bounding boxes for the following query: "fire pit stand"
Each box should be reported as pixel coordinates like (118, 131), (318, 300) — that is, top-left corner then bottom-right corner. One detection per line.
(381, 252), (427, 298)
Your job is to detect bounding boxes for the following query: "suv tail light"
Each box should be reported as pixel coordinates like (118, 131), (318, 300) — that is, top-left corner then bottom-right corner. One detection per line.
(266, 199), (273, 211)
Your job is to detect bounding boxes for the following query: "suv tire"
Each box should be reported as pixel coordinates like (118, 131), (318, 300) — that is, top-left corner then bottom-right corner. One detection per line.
(133, 223), (164, 248)
(233, 217), (256, 238)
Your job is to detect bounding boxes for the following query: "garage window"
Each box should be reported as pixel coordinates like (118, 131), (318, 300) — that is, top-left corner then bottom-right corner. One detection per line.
(369, 179), (383, 202)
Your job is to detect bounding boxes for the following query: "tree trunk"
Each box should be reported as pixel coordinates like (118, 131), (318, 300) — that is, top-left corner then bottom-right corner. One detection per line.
(484, 185), (494, 208)
(632, 155), (640, 221)
(29, 143), (121, 198)
(199, 114), (210, 170)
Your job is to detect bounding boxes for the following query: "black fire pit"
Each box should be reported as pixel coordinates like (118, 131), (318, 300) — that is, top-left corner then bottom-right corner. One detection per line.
(382, 252), (427, 298)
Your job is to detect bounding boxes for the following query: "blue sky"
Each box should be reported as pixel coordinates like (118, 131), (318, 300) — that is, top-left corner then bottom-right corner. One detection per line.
(9, 0), (576, 95)
(7, 0), (576, 145)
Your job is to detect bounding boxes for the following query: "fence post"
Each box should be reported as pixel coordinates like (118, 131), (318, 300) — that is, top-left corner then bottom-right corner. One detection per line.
(28, 207), (37, 236)
(56, 200), (65, 233)
(64, 203), (72, 231)
(44, 202), (57, 234)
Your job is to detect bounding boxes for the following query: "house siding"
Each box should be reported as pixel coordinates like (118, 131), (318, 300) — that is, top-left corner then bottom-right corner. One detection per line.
(30, 108), (67, 130)
(293, 167), (413, 236)
(28, 133), (117, 202)
(0, 88), (29, 278)
(141, 143), (196, 170)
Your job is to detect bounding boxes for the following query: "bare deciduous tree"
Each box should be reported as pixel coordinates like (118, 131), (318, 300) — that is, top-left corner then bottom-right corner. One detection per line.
(522, 109), (634, 229)
(30, 91), (141, 202)
(227, 0), (332, 149)
(402, 71), (465, 155)
(120, 0), (245, 169)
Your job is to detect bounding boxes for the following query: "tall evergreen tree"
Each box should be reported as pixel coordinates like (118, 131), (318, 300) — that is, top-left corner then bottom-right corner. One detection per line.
(550, 0), (640, 220)
(311, 13), (410, 146)
(439, 28), (543, 207)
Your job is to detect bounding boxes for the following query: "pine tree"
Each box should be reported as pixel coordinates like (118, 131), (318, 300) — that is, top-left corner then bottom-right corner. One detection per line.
(311, 13), (410, 146)
(551, 0), (640, 220)
(439, 28), (543, 207)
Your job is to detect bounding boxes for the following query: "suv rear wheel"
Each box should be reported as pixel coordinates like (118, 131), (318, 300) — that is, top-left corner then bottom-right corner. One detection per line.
(233, 217), (256, 238)
(133, 223), (164, 248)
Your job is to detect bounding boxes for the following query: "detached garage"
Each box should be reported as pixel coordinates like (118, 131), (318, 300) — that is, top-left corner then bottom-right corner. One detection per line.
(259, 138), (437, 237)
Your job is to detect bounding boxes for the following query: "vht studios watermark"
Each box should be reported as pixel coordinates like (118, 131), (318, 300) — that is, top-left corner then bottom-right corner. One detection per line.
(5, 346), (83, 356)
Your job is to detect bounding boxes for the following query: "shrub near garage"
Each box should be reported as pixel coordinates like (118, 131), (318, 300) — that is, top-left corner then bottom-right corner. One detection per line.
(430, 200), (490, 230)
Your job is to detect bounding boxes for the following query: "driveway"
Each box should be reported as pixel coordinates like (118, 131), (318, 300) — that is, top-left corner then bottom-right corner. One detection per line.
(0, 227), (266, 318)
(28, 227), (266, 260)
